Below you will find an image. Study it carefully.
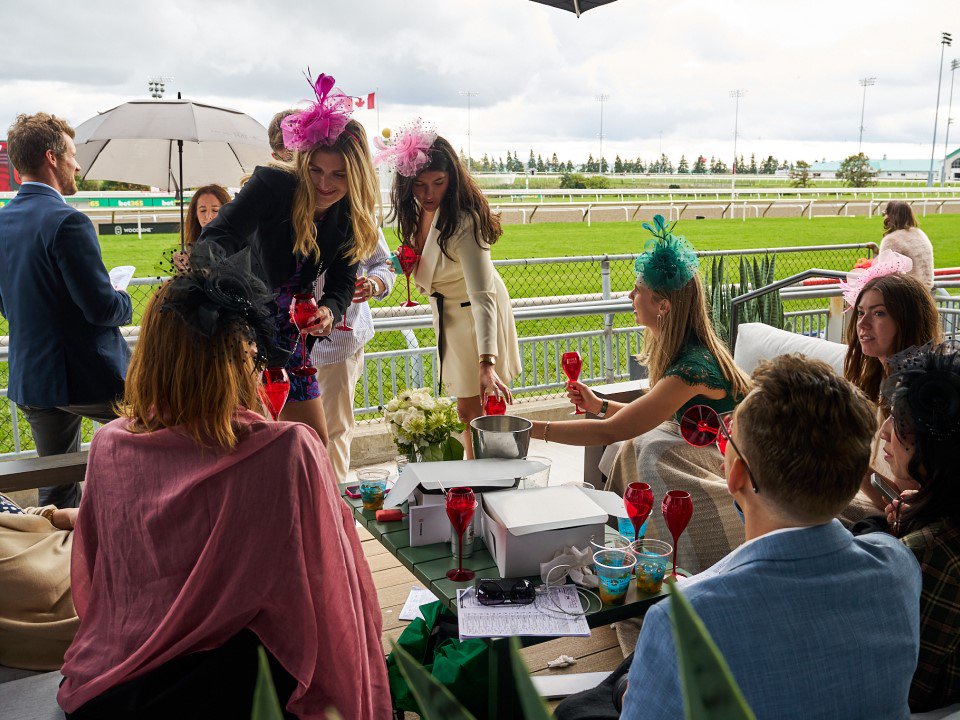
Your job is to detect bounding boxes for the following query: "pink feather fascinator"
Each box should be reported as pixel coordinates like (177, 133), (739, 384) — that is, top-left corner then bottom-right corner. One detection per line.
(281, 70), (354, 151)
(839, 249), (914, 310)
(373, 119), (438, 177)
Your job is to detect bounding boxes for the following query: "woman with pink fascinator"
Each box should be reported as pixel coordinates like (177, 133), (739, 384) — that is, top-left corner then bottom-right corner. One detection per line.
(376, 122), (521, 456)
(841, 250), (942, 510)
(199, 72), (380, 449)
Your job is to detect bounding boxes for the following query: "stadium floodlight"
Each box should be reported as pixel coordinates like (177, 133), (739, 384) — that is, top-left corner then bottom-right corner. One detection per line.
(730, 90), (746, 194)
(858, 77), (877, 152)
(928, 33), (952, 186)
(595, 93), (609, 174)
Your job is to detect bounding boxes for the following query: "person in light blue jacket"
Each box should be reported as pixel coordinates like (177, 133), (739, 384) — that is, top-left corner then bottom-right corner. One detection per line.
(621, 354), (921, 720)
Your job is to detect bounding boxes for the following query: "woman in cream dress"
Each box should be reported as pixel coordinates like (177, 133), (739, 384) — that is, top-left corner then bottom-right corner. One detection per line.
(379, 127), (521, 454)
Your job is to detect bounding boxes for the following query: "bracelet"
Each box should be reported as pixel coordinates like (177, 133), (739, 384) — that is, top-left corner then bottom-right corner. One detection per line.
(543, 421), (551, 443)
(597, 399), (609, 418)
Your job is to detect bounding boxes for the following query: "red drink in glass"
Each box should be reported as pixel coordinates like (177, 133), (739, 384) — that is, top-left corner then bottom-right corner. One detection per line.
(561, 351), (584, 414)
(484, 394), (507, 416)
(290, 293), (319, 377)
(662, 490), (693, 579)
(446, 487), (477, 582)
(396, 245), (420, 308)
(259, 367), (290, 421)
(623, 482), (654, 543)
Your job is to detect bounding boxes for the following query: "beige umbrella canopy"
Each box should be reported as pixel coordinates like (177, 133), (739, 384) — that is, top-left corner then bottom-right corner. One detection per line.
(74, 98), (271, 247)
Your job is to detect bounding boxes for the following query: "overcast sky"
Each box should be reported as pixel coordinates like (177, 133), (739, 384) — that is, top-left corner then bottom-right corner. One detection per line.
(2, 0), (957, 165)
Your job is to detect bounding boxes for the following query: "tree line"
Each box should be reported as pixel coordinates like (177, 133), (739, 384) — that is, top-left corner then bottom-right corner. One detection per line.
(460, 149), (796, 175)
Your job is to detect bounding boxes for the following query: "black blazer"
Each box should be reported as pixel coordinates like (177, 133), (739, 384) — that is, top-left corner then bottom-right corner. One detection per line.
(199, 165), (358, 323)
(0, 183), (132, 406)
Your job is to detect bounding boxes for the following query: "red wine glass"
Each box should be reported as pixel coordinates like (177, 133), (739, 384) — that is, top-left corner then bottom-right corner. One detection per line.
(336, 277), (365, 332)
(560, 351), (584, 415)
(258, 367), (290, 421)
(679, 405), (721, 447)
(484, 394), (507, 416)
(446, 487), (478, 582)
(662, 490), (693, 579)
(623, 482), (654, 543)
(679, 405), (733, 455)
(396, 245), (419, 308)
(290, 293), (319, 377)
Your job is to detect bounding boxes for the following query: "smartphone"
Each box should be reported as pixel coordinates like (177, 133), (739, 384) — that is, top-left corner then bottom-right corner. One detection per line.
(870, 473), (900, 505)
(344, 484), (390, 499)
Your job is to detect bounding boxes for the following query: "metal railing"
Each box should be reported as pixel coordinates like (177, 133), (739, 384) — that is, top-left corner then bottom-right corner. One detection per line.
(0, 243), (883, 458)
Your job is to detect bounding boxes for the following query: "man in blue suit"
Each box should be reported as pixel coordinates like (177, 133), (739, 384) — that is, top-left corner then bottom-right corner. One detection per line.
(621, 355), (921, 720)
(0, 113), (132, 507)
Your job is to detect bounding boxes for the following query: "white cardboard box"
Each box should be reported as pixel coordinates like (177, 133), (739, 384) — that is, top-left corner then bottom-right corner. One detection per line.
(482, 485), (609, 578)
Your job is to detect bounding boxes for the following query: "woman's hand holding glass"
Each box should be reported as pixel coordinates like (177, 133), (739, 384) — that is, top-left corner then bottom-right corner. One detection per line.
(480, 364), (513, 405)
(566, 380), (601, 415)
(290, 304), (334, 336)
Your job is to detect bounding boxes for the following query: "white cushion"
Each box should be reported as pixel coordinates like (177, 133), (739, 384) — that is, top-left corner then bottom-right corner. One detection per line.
(734, 323), (846, 376)
(911, 704), (960, 719)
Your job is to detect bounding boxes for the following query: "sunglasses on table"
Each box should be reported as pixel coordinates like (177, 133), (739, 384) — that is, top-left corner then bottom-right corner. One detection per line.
(470, 578), (537, 607)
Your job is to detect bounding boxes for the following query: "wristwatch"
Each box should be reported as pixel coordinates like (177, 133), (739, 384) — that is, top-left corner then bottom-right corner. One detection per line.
(596, 399), (609, 418)
(479, 355), (497, 366)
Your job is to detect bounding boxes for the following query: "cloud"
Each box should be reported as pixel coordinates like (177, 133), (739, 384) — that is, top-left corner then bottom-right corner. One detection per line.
(1, 0), (956, 164)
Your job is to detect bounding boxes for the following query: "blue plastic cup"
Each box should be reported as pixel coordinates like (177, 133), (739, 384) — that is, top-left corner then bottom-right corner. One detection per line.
(618, 515), (649, 542)
(593, 549), (637, 606)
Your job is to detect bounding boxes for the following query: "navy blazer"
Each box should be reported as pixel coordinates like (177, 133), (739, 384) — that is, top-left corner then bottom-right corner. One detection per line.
(622, 520), (922, 720)
(0, 184), (132, 406)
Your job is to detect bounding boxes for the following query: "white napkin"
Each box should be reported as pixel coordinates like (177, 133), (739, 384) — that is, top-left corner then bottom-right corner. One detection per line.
(540, 545), (599, 588)
(109, 266), (135, 291)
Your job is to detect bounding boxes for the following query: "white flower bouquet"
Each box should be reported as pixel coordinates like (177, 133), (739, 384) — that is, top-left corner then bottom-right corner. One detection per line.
(383, 388), (465, 462)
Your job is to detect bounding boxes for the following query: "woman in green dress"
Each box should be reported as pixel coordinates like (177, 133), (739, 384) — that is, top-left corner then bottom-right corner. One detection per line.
(529, 217), (750, 452)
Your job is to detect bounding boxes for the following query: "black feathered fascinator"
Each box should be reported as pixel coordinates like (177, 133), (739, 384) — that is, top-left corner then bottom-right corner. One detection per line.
(161, 241), (283, 368)
(882, 340), (960, 442)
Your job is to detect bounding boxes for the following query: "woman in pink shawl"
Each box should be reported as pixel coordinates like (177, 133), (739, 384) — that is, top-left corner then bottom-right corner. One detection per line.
(57, 243), (391, 720)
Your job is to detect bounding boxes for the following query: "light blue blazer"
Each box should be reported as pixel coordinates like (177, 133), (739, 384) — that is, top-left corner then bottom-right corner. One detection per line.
(621, 520), (921, 720)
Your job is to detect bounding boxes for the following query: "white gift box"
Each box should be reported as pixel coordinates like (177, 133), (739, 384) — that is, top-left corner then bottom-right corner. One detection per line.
(481, 485), (612, 578)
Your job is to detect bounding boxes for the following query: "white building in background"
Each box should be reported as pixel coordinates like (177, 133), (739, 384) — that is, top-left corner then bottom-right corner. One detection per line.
(944, 147), (960, 183)
(808, 156), (950, 182)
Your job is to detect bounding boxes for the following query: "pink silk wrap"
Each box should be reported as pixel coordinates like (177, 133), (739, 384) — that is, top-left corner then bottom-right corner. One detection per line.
(57, 411), (390, 719)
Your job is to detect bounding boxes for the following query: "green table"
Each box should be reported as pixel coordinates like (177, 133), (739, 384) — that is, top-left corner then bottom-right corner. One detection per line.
(342, 484), (674, 718)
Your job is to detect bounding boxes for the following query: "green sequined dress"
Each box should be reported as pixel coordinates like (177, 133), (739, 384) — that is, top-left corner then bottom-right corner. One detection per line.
(662, 342), (739, 422)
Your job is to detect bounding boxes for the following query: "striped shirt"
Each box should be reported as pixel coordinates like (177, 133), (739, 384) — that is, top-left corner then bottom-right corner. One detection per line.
(311, 229), (395, 366)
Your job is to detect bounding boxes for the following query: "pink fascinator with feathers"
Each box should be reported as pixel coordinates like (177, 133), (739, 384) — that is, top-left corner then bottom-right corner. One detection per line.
(373, 119), (438, 177)
(281, 70), (354, 151)
(839, 249), (914, 310)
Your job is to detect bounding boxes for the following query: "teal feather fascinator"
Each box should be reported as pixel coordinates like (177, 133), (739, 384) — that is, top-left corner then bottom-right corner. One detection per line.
(634, 214), (699, 294)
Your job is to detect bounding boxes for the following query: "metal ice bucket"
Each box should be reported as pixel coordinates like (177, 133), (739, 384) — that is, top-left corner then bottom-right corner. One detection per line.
(470, 415), (532, 460)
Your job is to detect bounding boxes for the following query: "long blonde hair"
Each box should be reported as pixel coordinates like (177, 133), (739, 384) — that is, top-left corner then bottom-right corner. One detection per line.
(287, 119), (380, 264)
(638, 274), (751, 399)
(119, 282), (259, 450)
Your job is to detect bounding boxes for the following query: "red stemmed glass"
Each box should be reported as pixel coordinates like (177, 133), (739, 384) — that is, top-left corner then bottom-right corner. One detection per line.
(484, 394), (507, 416)
(662, 490), (693, 579)
(336, 277), (365, 332)
(560, 351), (584, 415)
(446, 487), (478, 582)
(623, 482), (654, 543)
(396, 245), (420, 308)
(258, 367), (290, 421)
(290, 293), (319, 377)
(679, 405), (732, 455)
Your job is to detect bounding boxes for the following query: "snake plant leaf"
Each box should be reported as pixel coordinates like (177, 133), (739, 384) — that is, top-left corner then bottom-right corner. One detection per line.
(251, 647), (285, 720)
(390, 640), (478, 720)
(666, 583), (756, 720)
(509, 637), (553, 720)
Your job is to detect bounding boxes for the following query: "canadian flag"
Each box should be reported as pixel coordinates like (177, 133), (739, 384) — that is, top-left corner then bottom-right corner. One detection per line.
(354, 92), (376, 110)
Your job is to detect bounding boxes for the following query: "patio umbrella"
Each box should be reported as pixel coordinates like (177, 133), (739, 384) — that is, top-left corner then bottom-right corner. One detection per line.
(529, 0), (618, 16)
(74, 96), (271, 248)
